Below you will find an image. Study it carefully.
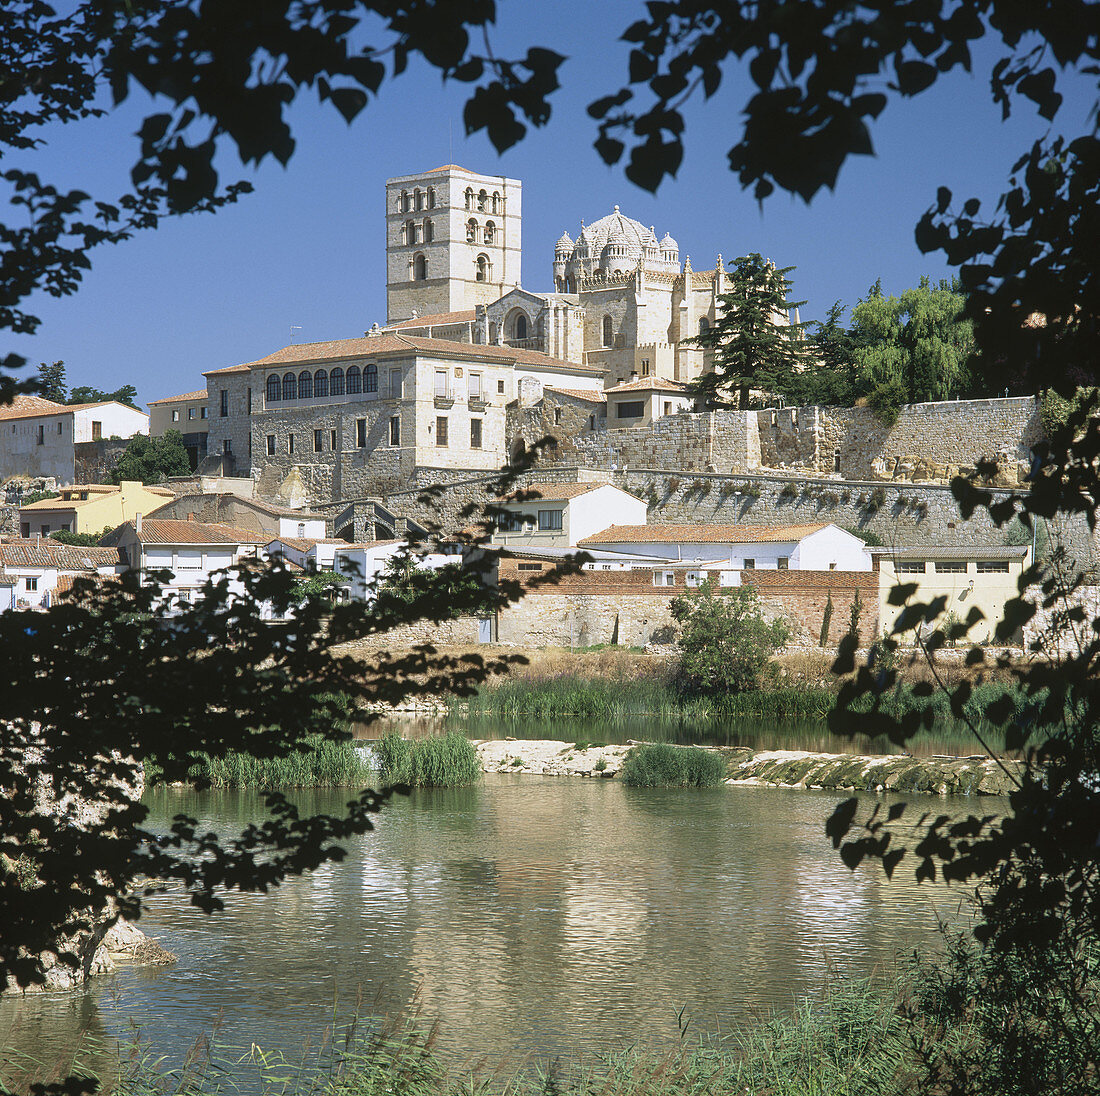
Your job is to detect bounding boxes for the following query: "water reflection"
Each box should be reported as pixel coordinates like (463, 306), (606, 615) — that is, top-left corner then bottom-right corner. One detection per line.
(0, 775), (985, 1084)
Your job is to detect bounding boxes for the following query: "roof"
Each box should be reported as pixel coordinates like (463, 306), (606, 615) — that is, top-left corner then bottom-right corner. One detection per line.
(606, 377), (691, 395)
(167, 492), (328, 521)
(545, 386), (606, 403)
(0, 394), (69, 421)
(870, 545), (1030, 560)
(267, 537), (350, 552)
(20, 483), (175, 511)
(208, 334), (599, 376)
(0, 541), (123, 569)
(124, 518), (270, 546)
(501, 482), (634, 504)
(147, 389), (208, 406)
(203, 362), (252, 377)
(578, 522), (831, 546)
(383, 310), (476, 330)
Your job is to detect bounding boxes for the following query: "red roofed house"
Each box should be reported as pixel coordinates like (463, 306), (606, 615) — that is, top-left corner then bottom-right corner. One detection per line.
(606, 376), (695, 428)
(0, 540), (124, 612)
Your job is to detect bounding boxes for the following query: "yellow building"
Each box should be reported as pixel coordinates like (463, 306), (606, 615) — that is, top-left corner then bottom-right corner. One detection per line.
(872, 545), (1030, 645)
(19, 481), (175, 538)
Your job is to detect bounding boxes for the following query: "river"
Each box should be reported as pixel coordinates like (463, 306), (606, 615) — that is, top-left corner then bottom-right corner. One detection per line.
(1, 734), (982, 1085)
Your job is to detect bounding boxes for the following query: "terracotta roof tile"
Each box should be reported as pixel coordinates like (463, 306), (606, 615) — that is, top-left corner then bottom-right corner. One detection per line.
(606, 377), (691, 394)
(383, 310), (476, 330)
(0, 394), (69, 421)
(267, 537), (349, 551)
(0, 541), (123, 568)
(578, 522), (830, 546)
(126, 519), (270, 545)
(147, 389), (208, 405)
(202, 362), (252, 377)
(544, 386), (606, 403)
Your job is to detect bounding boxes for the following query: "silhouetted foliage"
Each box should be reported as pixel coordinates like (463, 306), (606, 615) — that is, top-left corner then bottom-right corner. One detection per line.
(108, 430), (191, 483)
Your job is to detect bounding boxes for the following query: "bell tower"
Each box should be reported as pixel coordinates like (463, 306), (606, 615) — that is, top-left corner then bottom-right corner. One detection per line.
(385, 166), (522, 324)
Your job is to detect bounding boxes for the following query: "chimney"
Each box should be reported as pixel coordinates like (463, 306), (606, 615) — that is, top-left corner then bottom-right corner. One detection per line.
(135, 513), (142, 534)
(630, 370), (638, 382)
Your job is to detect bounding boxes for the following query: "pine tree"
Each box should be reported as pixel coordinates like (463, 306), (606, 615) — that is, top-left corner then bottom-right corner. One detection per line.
(690, 253), (807, 409)
(37, 360), (67, 403)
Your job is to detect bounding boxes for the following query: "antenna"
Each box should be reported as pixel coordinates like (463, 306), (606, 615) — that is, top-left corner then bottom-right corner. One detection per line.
(290, 325), (302, 342)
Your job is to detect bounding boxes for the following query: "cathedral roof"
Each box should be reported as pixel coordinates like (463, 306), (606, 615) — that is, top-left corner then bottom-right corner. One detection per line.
(568, 206), (660, 263)
(659, 231), (678, 250)
(555, 230), (574, 251)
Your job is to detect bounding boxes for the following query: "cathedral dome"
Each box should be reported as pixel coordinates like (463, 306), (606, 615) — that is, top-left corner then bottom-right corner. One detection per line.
(660, 231), (678, 251)
(575, 206), (654, 267)
(555, 230), (574, 252)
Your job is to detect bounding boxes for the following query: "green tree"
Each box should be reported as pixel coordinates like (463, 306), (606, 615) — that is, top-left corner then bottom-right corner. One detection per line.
(670, 580), (789, 695)
(48, 529), (106, 547)
(68, 384), (140, 409)
(291, 568), (350, 605)
(689, 253), (808, 409)
(849, 276), (976, 414)
(787, 301), (860, 407)
(37, 360), (67, 403)
(109, 429), (191, 483)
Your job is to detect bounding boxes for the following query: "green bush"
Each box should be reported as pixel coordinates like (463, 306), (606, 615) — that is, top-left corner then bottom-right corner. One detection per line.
(377, 730), (481, 787)
(620, 743), (727, 787)
(173, 737), (372, 788)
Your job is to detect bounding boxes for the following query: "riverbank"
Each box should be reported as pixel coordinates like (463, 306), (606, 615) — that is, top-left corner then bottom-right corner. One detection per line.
(475, 739), (1019, 794)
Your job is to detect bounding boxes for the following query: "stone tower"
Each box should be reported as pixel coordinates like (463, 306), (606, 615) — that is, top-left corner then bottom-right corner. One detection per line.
(385, 166), (521, 323)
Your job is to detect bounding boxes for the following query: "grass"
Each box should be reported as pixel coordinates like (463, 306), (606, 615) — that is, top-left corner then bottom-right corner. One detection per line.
(376, 730), (481, 787)
(148, 737), (374, 788)
(619, 743), (728, 787)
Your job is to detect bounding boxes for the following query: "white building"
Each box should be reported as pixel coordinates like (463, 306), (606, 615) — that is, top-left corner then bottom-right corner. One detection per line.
(265, 536), (352, 571)
(0, 394), (149, 483)
(605, 376), (695, 428)
(0, 540), (123, 612)
(489, 482), (649, 550)
(332, 541), (454, 602)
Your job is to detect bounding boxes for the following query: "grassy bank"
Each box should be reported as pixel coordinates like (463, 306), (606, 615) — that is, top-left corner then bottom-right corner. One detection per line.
(377, 730), (481, 787)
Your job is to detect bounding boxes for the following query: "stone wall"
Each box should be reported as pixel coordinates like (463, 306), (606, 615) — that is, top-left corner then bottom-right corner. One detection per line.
(74, 439), (130, 483)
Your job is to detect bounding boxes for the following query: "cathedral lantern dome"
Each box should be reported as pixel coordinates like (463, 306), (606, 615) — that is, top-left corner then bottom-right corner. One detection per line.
(555, 230), (574, 254)
(660, 231), (679, 252)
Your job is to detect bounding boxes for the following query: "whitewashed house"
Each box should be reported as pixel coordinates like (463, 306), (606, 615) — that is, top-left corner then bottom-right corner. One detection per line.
(489, 482), (648, 550)
(332, 541), (457, 602)
(0, 540), (124, 612)
(265, 536), (352, 571)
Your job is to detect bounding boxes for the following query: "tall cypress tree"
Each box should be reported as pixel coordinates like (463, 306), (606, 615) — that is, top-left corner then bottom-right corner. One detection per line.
(690, 253), (807, 409)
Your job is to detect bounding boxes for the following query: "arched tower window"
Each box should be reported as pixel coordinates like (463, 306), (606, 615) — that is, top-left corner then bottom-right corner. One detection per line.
(475, 254), (491, 282)
(413, 253), (427, 280)
(400, 190), (410, 212)
(266, 374), (280, 402)
(414, 188), (423, 210)
(427, 187), (435, 208)
(329, 367), (345, 396)
(282, 372), (297, 401)
(466, 219), (478, 243)
(698, 316), (710, 336)
(297, 370), (313, 400)
(314, 369), (328, 398)
(464, 187), (474, 210)
(423, 218), (433, 242)
(514, 313), (528, 340)
(477, 189), (487, 212)
(492, 191), (501, 214)
(346, 366), (362, 394)
(483, 220), (495, 245)
(602, 315), (614, 347)
(364, 362), (378, 393)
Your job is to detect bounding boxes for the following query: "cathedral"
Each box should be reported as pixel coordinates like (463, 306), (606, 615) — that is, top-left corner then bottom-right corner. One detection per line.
(382, 164), (742, 390)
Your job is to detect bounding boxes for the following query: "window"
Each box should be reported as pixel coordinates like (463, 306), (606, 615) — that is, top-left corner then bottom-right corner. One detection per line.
(389, 416), (400, 446)
(288, 433), (295, 454)
(435, 369), (448, 397)
(685, 570), (703, 586)
(652, 570), (675, 587)
(834, 449), (842, 473)
(282, 372), (297, 400)
(187, 407), (195, 420)
(466, 218), (478, 243)
(413, 253), (427, 280)
(427, 187), (435, 208)
(346, 366), (362, 394)
(176, 552), (201, 570)
(25, 577), (38, 592)
(589, 414), (595, 430)
(330, 429), (337, 451)
(423, 218), (433, 242)
(314, 429), (324, 452)
(935, 560), (968, 573)
(400, 189), (409, 212)
(554, 408), (562, 426)
(492, 190), (501, 213)
(57, 422), (63, 434)
(266, 434), (276, 456)
(518, 562), (542, 571)
(297, 522), (306, 537)
(743, 558), (755, 570)
(220, 390), (229, 416)
(777, 557), (789, 570)
(642, 359), (651, 376)
(602, 315), (613, 347)
(464, 187), (474, 210)
(222, 439), (232, 455)
(497, 513), (524, 532)
(364, 362), (378, 393)
(470, 419), (482, 449)
(663, 402), (672, 416)
(514, 313), (527, 340)
(484, 220), (495, 245)
(497, 379), (506, 395)
(314, 369), (328, 398)
(436, 416), (448, 446)
(92, 420), (102, 440)
(201, 406), (208, 419)
(977, 560), (1010, 573)
(414, 188), (423, 210)
(297, 370), (313, 400)
(468, 372), (481, 398)
(475, 253), (490, 281)
(477, 189), (487, 211)
(171, 409), (180, 422)
(329, 367), (345, 396)
(537, 509), (563, 531)
(896, 560), (926, 573)
(36, 424), (44, 445)
(616, 401), (645, 419)
(356, 419), (367, 448)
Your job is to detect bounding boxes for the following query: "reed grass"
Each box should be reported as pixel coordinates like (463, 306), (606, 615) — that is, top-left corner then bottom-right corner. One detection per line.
(619, 743), (728, 788)
(376, 730), (481, 788)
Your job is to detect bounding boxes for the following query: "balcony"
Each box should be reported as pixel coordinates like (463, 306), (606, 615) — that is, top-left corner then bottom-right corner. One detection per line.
(434, 394), (454, 410)
(504, 336), (546, 353)
(468, 396), (488, 412)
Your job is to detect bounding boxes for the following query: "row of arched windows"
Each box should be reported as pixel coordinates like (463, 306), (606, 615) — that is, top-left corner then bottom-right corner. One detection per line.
(398, 187), (435, 212)
(401, 219), (434, 245)
(266, 365), (378, 403)
(465, 218), (495, 245)
(464, 187), (502, 214)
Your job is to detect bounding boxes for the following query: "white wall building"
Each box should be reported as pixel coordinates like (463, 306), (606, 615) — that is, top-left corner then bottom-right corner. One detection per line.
(489, 483), (649, 550)
(0, 541), (123, 612)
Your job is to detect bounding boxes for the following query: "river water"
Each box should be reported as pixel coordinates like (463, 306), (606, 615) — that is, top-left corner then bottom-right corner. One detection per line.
(1, 758), (981, 1084)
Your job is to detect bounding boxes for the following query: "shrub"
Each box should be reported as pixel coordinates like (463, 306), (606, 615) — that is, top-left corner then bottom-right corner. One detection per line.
(620, 743), (727, 787)
(867, 376), (907, 425)
(779, 482), (799, 499)
(376, 730), (481, 787)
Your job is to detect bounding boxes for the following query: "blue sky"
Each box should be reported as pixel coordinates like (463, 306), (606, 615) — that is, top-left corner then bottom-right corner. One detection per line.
(8, 2), (1096, 407)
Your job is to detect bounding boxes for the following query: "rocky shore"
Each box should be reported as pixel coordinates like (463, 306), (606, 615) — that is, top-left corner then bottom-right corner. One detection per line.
(474, 739), (1019, 795)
